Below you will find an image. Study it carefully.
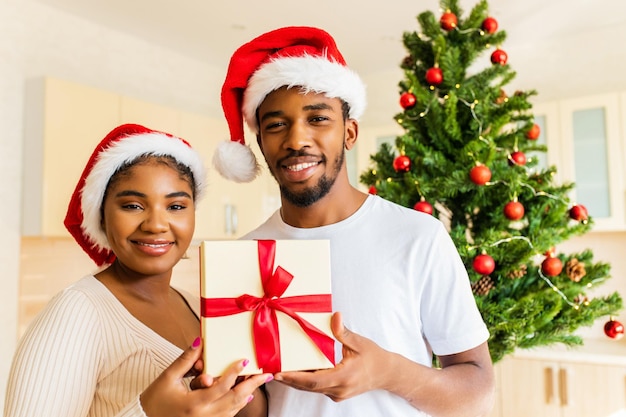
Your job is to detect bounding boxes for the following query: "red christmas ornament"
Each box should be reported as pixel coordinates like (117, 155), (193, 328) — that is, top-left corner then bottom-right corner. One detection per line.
(481, 17), (498, 34)
(400, 92), (417, 109)
(604, 318), (625, 340)
(526, 123), (541, 140)
(491, 49), (508, 65)
(368, 185), (377, 195)
(509, 151), (527, 166)
(473, 254), (496, 275)
(393, 155), (411, 173)
(469, 165), (492, 185)
(413, 200), (434, 215)
(425, 67), (443, 86)
(569, 204), (588, 223)
(440, 11), (458, 31)
(541, 255), (563, 277)
(504, 201), (525, 220)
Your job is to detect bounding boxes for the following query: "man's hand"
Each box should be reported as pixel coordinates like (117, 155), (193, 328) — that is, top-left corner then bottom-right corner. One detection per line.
(273, 312), (394, 401)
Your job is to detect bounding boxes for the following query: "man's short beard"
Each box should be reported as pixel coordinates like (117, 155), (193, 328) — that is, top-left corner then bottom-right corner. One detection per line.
(277, 148), (345, 208)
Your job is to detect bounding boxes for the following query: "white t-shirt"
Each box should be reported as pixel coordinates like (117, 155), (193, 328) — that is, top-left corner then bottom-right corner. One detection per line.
(4, 276), (197, 417)
(243, 194), (489, 417)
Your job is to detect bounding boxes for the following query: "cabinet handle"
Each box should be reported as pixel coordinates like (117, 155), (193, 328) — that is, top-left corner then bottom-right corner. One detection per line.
(224, 204), (238, 236)
(558, 368), (568, 407)
(544, 367), (554, 404)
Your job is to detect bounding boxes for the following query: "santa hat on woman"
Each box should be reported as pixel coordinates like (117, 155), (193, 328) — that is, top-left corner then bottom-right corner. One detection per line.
(214, 26), (367, 183)
(64, 123), (206, 266)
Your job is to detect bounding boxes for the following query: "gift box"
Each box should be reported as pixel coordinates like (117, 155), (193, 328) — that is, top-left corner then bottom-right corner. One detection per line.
(200, 239), (335, 375)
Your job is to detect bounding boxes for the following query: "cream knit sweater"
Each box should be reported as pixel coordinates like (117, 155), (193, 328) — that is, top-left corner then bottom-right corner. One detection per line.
(4, 276), (198, 417)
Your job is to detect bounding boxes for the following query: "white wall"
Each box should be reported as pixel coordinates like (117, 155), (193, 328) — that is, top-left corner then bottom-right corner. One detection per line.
(360, 21), (626, 128)
(0, 0), (225, 410)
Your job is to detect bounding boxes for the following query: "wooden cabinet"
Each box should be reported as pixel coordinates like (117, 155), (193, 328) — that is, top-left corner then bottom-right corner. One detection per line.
(532, 94), (625, 231)
(22, 77), (120, 236)
(119, 95), (181, 134)
(178, 111), (278, 240)
(22, 76), (279, 239)
(491, 356), (626, 417)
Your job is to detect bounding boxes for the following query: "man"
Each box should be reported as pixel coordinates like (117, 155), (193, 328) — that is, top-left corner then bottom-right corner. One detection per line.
(213, 26), (495, 417)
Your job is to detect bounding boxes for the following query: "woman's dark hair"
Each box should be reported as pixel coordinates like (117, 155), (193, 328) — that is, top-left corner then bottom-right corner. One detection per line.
(99, 154), (197, 221)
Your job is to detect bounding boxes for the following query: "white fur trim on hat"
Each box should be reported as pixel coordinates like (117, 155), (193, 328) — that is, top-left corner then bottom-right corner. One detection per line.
(80, 132), (206, 253)
(242, 54), (367, 134)
(212, 140), (261, 183)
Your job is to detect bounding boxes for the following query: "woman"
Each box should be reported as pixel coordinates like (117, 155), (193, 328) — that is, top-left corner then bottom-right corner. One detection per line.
(5, 124), (271, 417)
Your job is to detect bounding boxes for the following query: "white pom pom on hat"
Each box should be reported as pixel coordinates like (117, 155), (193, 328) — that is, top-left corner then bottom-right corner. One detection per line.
(64, 123), (206, 266)
(215, 26), (367, 183)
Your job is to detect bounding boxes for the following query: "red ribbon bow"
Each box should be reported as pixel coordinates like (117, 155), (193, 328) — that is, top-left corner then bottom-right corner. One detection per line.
(201, 240), (335, 373)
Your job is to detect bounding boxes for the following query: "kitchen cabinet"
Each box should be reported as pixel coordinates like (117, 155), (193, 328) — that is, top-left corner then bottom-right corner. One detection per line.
(119, 94), (181, 134)
(22, 77), (120, 236)
(22, 76), (279, 239)
(177, 111), (278, 240)
(491, 355), (626, 417)
(532, 94), (625, 231)
(558, 94), (624, 231)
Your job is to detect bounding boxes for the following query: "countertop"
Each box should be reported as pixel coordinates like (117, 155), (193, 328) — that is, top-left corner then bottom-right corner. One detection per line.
(511, 337), (626, 365)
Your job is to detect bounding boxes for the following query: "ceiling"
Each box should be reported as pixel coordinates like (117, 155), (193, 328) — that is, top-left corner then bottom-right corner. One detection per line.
(30, 0), (626, 78)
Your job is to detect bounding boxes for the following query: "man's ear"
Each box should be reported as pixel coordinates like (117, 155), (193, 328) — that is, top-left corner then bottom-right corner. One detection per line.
(344, 119), (358, 150)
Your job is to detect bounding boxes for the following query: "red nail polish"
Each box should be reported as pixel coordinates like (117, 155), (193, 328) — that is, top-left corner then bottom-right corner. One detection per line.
(192, 337), (201, 348)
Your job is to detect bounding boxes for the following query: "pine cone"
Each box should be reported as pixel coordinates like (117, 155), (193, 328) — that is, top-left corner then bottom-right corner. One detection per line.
(402, 55), (416, 69)
(506, 264), (527, 279)
(565, 259), (586, 282)
(574, 293), (589, 305)
(472, 275), (494, 296)
(495, 89), (508, 104)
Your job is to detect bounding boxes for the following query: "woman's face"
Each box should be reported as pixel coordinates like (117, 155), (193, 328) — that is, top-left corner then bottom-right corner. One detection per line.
(101, 159), (195, 277)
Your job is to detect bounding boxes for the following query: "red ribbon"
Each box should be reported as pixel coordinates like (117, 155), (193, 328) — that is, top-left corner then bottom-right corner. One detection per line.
(201, 240), (335, 373)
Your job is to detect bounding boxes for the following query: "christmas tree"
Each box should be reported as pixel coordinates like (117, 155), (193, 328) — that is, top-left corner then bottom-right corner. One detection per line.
(360, 0), (623, 362)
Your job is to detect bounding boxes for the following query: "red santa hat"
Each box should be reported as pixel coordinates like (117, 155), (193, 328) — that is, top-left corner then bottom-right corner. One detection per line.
(214, 26), (367, 183)
(64, 123), (206, 266)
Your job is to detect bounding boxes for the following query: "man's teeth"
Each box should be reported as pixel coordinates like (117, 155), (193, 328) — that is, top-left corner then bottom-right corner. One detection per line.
(287, 162), (317, 171)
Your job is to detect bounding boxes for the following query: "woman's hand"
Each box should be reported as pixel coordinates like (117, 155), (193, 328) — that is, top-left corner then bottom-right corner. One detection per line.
(140, 338), (272, 417)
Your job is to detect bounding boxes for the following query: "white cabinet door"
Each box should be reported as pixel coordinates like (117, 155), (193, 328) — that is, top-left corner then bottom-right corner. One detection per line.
(558, 94), (624, 231)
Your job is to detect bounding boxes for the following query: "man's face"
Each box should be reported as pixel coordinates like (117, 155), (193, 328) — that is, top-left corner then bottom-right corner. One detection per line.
(256, 87), (356, 207)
